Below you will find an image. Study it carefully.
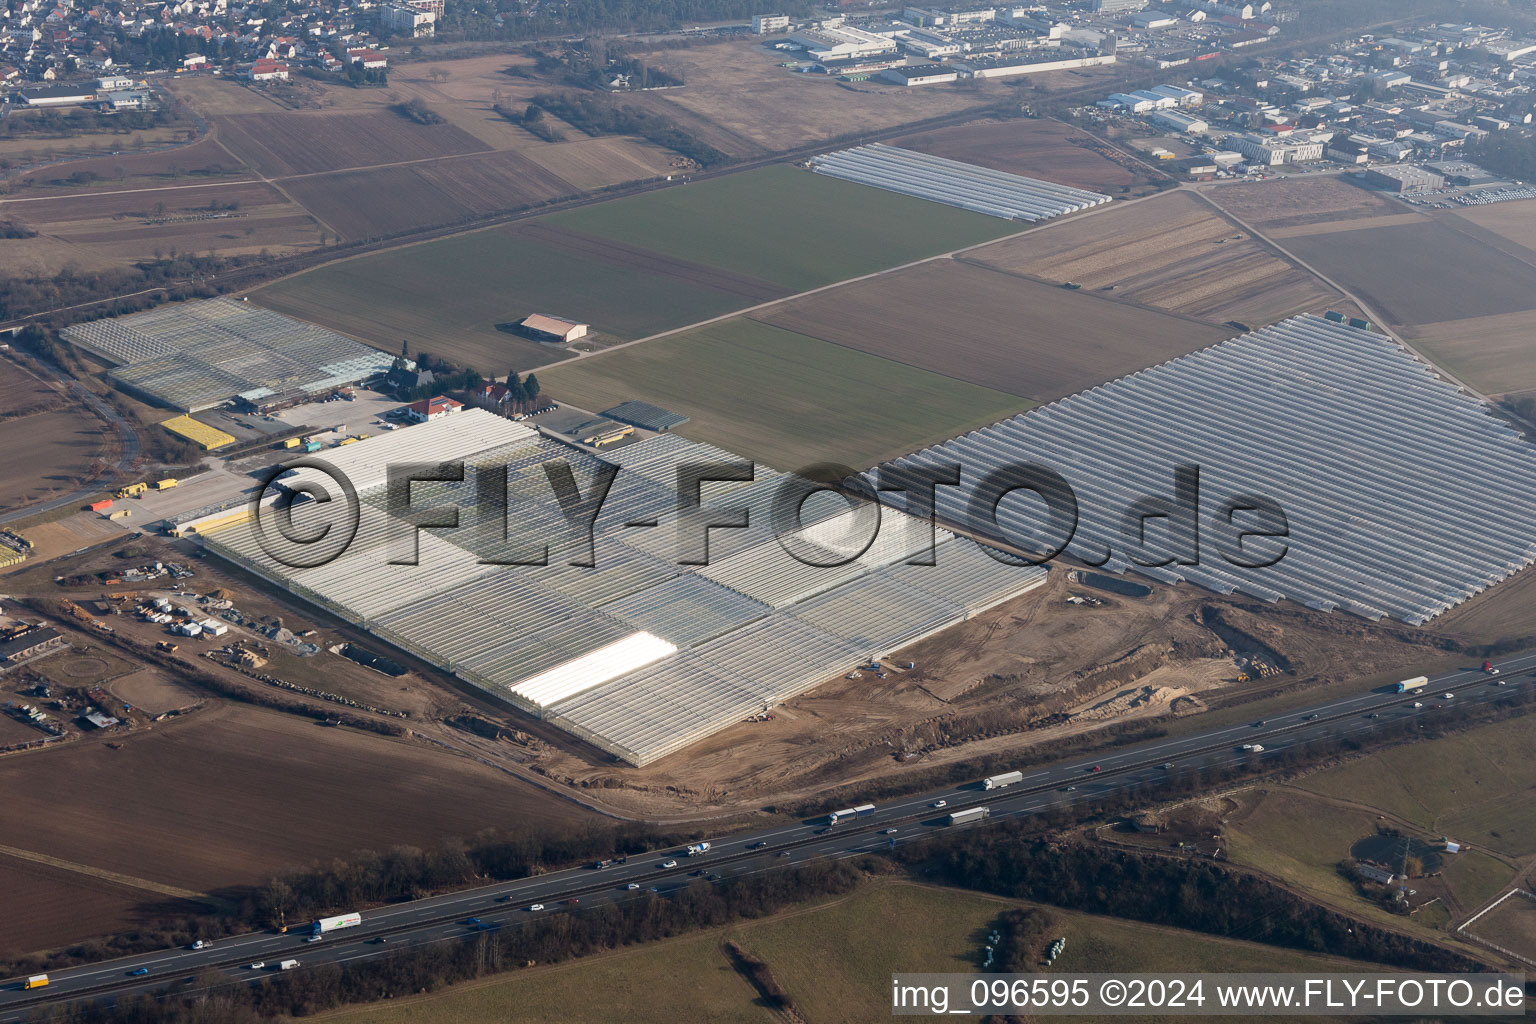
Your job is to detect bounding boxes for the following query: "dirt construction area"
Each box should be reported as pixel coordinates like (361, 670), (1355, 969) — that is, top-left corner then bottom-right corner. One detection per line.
(898, 118), (1153, 194)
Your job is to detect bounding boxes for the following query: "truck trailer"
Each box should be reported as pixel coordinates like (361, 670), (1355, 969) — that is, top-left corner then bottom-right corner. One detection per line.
(1395, 676), (1429, 693)
(982, 771), (1023, 790)
(827, 803), (876, 825)
(24, 974), (49, 990)
(948, 806), (991, 826)
(153, 478), (178, 490)
(311, 912), (362, 935)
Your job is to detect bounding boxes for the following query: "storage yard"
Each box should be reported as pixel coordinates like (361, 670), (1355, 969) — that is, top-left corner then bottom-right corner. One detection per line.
(883, 315), (1536, 625)
(199, 411), (1048, 765)
(60, 298), (396, 412)
(808, 144), (1111, 223)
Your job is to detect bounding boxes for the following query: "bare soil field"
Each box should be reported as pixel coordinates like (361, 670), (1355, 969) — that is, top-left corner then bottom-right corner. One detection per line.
(970, 190), (1341, 326)
(106, 669), (201, 715)
(8, 136), (248, 191)
(279, 149), (577, 240)
(1453, 198), (1536, 259)
(0, 855), (181, 958)
(0, 702), (596, 898)
(0, 234), (124, 276)
(7, 514), (129, 568)
(0, 124), (190, 165)
(898, 118), (1149, 194)
(754, 258), (1231, 401)
(6, 180), (282, 223)
(1469, 893), (1536, 961)
(621, 39), (999, 155)
(1200, 175), (1404, 229)
(214, 111), (491, 177)
(1403, 310), (1536, 397)
(1281, 220), (1536, 326)
(526, 136), (676, 192)
(0, 407), (113, 516)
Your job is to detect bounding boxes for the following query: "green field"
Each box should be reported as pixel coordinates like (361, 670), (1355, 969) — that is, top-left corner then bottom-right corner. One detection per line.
(316, 882), (1389, 1024)
(539, 319), (1031, 470)
(1296, 714), (1536, 858)
(251, 231), (751, 374)
(545, 165), (1021, 292)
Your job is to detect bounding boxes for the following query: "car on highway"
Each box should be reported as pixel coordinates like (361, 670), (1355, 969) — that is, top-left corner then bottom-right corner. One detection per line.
(690, 868), (704, 876)
(625, 883), (640, 890)
(1087, 765), (1101, 773)
(931, 799), (947, 808)
(708, 874), (722, 881)
(305, 935), (323, 943)
(816, 827), (833, 835)
(1443, 692), (1454, 699)
(648, 887), (660, 893)
(191, 940), (212, 950)
(130, 967), (150, 976)
(1497, 680), (1509, 686)
(1062, 785), (1077, 791)
(566, 897), (580, 905)
(248, 962), (265, 970)
(1368, 712), (1380, 719)
(1412, 701), (1424, 708)
(526, 905), (543, 912)
(1302, 713), (1318, 721)
(370, 937), (388, 944)
(1160, 762), (1174, 769)
(1251, 720), (1266, 728)
(748, 841), (768, 849)
(883, 827), (898, 834)
(660, 859), (678, 869)
(777, 851), (792, 857)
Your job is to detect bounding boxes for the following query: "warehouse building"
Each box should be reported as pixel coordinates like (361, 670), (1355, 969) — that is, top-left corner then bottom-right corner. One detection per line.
(810, 144), (1111, 222)
(601, 400), (690, 432)
(18, 84), (96, 106)
(60, 298), (397, 413)
(881, 63), (959, 86)
(1362, 164), (1445, 192)
(789, 23), (898, 60)
(883, 315), (1536, 626)
(203, 411), (1049, 765)
(519, 314), (589, 343)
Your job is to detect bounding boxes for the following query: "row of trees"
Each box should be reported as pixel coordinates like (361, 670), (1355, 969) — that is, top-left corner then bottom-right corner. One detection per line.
(531, 90), (728, 166)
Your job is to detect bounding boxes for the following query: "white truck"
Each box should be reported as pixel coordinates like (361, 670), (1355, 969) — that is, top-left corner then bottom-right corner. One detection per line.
(948, 806), (991, 826)
(827, 803), (876, 825)
(982, 771), (1024, 791)
(686, 842), (711, 856)
(1395, 675), (1429, 693)
(310, 911), (362, 936)
(279, 960), (300, 971)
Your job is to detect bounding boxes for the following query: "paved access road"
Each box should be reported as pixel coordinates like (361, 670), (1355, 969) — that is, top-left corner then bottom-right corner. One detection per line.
(5, 653), (1533, 1019)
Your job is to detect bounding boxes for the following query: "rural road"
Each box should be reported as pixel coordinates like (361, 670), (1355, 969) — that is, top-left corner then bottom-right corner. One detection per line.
(5, 651), (1530, 1018)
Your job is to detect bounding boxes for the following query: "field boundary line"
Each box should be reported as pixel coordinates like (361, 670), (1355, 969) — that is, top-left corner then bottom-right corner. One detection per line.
(0, 842), (208, 901)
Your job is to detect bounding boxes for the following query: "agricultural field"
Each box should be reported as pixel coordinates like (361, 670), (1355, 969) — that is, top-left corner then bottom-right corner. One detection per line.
(0, 856), (194, 959)
(1468, 894), (1536, 963)
(1403, 311), (1536, 397)
(539, 317), (1030, 470)
(618, 39), (1000, 157)
(898, 118), (1150, 194)
(543, 164), (1020, 292)
(1200, 175), (1404, 230)
(250, 225), (756, 371)
(0, 702), (597, 947)
(278, 150), (577, 240)
(755, 259), (1231, 401)
(1280, 219), (1536, 327)
(315, 881), (1389, 1024)
(6, 135), (248, 192)
(213, 111), (491, 177)
(1452, 198), (1536, 261)
(0, 364), (114, 516)
(1296, 714), (1536, 860)
(6, 179), (321, 261)
(969, 190), (1341, 327)
(162, 74), (289, 115)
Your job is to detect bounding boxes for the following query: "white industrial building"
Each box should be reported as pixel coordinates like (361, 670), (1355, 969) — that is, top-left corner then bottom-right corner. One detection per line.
(881, 64), (959, 86)
(1226, 132), (1323, 164)
(752, 13), (790, 33)
(204, 411), (1050, 765)
(957, 53), (1116, 79)
(789, 23), (898, 60)
(1149, 109), (1209, 133)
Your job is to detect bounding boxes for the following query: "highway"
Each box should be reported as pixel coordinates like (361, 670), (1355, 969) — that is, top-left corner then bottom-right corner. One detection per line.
(5, 652), (1535, 1019)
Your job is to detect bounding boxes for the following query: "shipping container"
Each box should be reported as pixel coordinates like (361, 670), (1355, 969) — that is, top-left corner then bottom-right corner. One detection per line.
(88, 499), (114, 512)
(280, 437), (302, 449)
(24, 975), (49, 989)
(108, 509), (133, 520)
(1395, 675), (1428, 692)
(154, 478), (178, 490)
